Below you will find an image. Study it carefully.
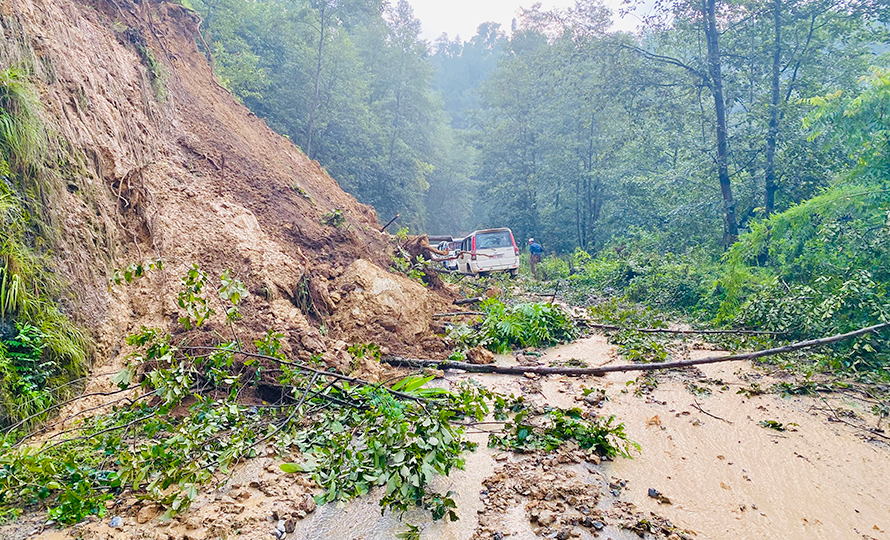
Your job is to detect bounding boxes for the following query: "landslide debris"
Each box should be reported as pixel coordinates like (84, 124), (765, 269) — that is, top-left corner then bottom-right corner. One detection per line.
(0, 0), (453, 374)
(0, 0), (460, 532)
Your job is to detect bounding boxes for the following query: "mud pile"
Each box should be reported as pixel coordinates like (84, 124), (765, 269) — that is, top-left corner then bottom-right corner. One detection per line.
(0, 0), (451, 373)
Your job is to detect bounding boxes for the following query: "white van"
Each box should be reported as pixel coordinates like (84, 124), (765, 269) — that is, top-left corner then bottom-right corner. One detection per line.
(455, 228), (520, 277)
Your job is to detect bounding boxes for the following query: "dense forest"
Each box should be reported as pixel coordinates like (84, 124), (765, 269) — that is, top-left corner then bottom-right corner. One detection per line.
(191, 0), (890, 370)
(192, 0), (887, 248)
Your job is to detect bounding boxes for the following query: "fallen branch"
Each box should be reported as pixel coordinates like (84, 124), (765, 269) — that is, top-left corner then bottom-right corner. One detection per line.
(380, 213), (401, 232)
(821, 396), (890, 441)
(1, 386), (138, 438)
(384, 322), (890, 376)
(692, 398), (732, 425)
(181, 346), (424, 401)
(549, 281), (560, 305)
(39, 412), (158, 454)
(583, 322), (787, 336)
(433, 311), (485, 318)
(454, 297), (484, 305)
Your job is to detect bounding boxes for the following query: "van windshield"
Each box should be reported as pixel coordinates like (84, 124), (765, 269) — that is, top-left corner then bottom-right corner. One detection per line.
(475, 231), (513, 250)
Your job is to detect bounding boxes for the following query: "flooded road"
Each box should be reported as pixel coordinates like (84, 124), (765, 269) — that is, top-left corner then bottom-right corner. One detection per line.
(283, 335), (890, 540)
(598, 356), (890, 540)
(26, 335), (890, 540)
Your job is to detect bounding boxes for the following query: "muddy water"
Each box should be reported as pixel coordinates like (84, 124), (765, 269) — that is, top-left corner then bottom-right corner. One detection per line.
(595, 354), (890, 540)
(285, 336), (890, 539)
(33, 335), (887, 540)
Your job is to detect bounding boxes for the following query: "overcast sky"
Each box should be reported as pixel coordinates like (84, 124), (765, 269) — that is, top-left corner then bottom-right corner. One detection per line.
(406, 0), (644, 42)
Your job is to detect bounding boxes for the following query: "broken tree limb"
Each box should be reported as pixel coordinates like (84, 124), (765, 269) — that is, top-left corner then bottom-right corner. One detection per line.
(433, 311), (485, 318)
(180, 346), (424, 401)
(582, 322), (787, 336)
(384, 322), (890, 376)
(454, 297), (484, 305)
(380, 213), (401, 232)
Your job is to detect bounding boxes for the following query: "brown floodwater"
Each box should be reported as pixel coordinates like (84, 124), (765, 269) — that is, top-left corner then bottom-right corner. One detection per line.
(31, 335), (890, 540)
(286, 335), (890, 540)
(595, 354), (890, 540)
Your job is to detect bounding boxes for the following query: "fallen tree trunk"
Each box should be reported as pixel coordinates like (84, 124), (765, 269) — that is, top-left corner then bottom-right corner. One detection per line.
(582, 322), (786, 336)
(433, 311), (485, 318)
(454, 297), (484, 305)
(384, 322), (890, 376)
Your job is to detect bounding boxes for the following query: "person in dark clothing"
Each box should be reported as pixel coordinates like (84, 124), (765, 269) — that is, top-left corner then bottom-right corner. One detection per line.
(528, 238), (543, 279)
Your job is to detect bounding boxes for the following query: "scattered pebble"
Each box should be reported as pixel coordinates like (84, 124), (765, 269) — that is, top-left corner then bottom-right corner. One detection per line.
(648, 488), (672, 504)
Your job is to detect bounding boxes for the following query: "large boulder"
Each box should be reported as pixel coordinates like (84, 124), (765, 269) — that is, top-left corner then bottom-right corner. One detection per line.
(329, 259), (435, 349)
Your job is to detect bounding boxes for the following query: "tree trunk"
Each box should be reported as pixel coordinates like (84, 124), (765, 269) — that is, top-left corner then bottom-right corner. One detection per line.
(306, 4), (326, 160)
(764, 0), (782, 215)
(583, 112), (595, 249)
(383, 321), (890, 376)
(703, 0), (738, 244)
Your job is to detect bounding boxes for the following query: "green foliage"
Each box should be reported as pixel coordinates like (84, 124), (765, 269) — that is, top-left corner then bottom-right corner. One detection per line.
(587, 299), (671, 363)
(219, 269), (248, 322)
(0, 67), (45, 169)
(110, 259), (163, 286)
(6, 268), (596, 525)
(804, 67), (890, 180)
(0, 444), (111, 525)
(758, 420), (798, 432)
(450, 298), (578, 354)
(347, 342), (383, 373)
(396, 523), (421, 540)
(176, 265), (214, 330)
(320, 209), (346, 228)
(285, 384), (473, 521)
(0, 67), (89, 428)
(390, 249), (428, 285)
(394, 227), (410, 242)
(0, 324), (56, 426)
(0, 262), (635, 525)
(537, 255), (570, 281)
(489, 406), (638, 458)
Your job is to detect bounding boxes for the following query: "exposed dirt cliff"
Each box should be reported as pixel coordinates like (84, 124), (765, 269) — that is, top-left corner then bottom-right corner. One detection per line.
(0, 0), (451, 378)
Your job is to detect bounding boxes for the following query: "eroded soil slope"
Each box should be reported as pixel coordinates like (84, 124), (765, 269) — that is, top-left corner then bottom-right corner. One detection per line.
(0, 0), (451, 372)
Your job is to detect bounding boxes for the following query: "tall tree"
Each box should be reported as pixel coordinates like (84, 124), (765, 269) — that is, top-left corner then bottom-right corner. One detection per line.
(702, 0), (739, 242)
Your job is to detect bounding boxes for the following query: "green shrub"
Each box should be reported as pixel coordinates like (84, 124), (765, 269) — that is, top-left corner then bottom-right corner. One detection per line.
(538, 255), (570, 281)
(0, 68), (89, 427)
(587, 299), (671, 363)
(450, 298), (578, 354)
(624, 254), (709, 311)
(489, 406), (638, 458)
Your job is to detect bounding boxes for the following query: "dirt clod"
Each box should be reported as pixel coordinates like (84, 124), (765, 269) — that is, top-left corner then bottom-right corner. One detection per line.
(467, 346), (496, 365)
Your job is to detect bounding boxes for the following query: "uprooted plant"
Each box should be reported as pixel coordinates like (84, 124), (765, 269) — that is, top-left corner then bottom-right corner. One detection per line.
(0, 264), (635, 526)
(448, 297), (578, 355)
(488, 394), (638, 458)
